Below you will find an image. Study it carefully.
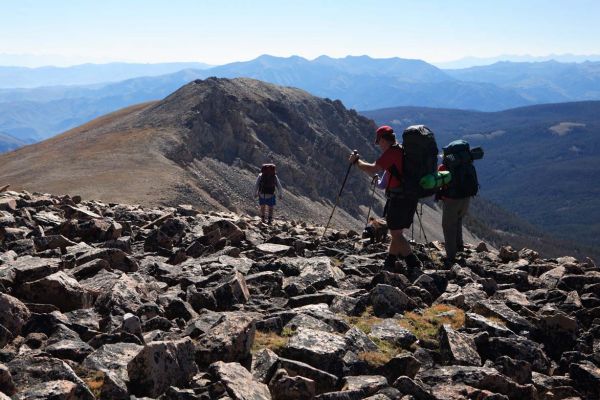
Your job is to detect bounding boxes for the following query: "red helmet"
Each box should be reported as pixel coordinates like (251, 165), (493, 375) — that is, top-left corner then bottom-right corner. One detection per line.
(375, 125), (394, 144)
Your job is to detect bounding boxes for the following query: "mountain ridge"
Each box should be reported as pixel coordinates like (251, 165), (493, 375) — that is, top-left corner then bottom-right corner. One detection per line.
(4, 55), (600, 143)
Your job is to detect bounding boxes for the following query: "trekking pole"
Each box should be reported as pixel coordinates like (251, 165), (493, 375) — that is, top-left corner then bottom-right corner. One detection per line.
(364, 174), (378, 226)
(323, 150), (358, 238)
(415, 202), (434, 268)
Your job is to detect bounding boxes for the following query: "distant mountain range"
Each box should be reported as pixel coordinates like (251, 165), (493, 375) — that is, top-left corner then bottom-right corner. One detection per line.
(0, 131), (29, 152)
(0, 70), (205, 141)
(434, 54), (600, 69)
(2, 55), (600, 146)
(445, 60), (600, 103)
(0, 62), (212, 88)
(362, 101), (600, 255)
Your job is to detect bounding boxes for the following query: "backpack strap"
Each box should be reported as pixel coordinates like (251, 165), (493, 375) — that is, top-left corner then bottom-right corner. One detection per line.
(386, 144), (403, 191)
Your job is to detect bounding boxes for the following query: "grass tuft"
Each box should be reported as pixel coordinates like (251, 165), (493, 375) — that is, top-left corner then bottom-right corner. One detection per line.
(83, 370), (105, 398)
(252, 330), (289, 354)
(344, 306), (382, 335)
(399, 304), (465, 343)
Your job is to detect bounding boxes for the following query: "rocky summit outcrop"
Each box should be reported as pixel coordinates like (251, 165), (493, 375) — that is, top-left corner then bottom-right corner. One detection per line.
(0, 77), (383, 231)
(1, 189), (599, 399)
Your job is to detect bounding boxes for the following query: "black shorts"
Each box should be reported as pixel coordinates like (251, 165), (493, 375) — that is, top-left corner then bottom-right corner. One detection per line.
(384, 196), (418, 230)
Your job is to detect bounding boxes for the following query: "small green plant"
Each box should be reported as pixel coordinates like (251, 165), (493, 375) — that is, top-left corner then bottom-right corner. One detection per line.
(399, 304), (466, 343)
(281, 326), (296, 337)
(83, 370), (105, 398)
(344, 306), (382, 335)
(252, 330), (289, 354)
(486, 315), (508, 326)
(330, 257), (343, 268)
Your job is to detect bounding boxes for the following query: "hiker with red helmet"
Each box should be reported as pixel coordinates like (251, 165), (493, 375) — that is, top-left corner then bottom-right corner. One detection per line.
(349, 125), (423, 273)
(255, 164), (283, 224)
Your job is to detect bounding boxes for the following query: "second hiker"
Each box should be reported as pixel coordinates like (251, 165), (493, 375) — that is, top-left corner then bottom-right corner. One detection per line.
(255, 163), (283, 224)
(349, 125), (423, 273)
(436, 140), (483, 265)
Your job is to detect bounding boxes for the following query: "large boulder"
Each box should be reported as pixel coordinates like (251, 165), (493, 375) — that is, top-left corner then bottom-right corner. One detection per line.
(95, 273), (153, 315)
(45, 339), (94, 362)
(377, 353), (421, 383)
(252, 348), (280, 384)
(484, 336), (552, 374)
(75, 248), (139, 272)
(464, 312), (515, 337)
(15, 271), (94, 312)
(282, 328), (348, 375)
(278, 357), (340, 394)
(83, 342), (143, 400)
(12, 380), (95, 400)
(6, 256), (61, 283)
(209, 361), (271, 400)
(472, 300), (536, 334)
(7, 356), (94, 398)
(144, 217), (187, 251)
(438, 324), (482, 366)
(370, 284), (417, 317)
(282, 257), (345, 296)
(269, 368), (315, 400)
(569, 361), (600, 399)
(340, 375), (389, 398)
(369, 318), (417, 348)
(0, 363), (15, 396)
(0, 293), (31, 335)
(417, 365), (538, 400)
(127, 338), (198, 397)
(195, 313), (256, 369)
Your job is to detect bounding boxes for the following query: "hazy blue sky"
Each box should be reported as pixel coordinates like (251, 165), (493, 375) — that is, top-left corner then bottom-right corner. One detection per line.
(2, 0), (600, 66)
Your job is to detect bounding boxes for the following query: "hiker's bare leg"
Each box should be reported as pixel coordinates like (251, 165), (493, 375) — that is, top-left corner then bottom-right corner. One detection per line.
(267, 206), (274, 223)
(260, 205), (266, 222)
(389, 229), (412, 257)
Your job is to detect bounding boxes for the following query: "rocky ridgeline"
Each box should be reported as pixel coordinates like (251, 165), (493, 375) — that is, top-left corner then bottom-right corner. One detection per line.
(0, 190), (599, 400)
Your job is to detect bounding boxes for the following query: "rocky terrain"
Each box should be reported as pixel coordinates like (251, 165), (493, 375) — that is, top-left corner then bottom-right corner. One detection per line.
(1, 189), (599, 399)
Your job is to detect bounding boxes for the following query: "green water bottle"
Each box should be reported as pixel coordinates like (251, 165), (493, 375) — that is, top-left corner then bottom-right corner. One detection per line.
(420, 171), (452, 189)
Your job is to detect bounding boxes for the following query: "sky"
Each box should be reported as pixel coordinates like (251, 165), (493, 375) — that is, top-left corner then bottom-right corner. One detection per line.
(2, 0), (600, 67)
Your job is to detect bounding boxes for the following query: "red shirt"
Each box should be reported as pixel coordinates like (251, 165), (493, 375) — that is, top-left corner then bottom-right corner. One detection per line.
(376, 145), (403, 189)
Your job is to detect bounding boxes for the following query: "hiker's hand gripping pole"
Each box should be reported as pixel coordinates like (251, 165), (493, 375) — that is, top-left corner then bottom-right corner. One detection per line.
(322, 150), (358, 238)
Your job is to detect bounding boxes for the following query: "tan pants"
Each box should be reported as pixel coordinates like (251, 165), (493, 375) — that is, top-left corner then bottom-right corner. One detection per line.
(442, 197), (470, 260)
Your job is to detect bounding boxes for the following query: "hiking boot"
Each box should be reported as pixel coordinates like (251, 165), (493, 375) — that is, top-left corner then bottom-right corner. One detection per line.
(405, 253), (424, 280)
(383, 254), (398, 272)
(442, 257), (456, 269)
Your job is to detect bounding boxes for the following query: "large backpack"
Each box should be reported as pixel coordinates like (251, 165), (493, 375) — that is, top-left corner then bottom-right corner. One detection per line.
(442, 140), (480, 198)
(259, 164), (277, 195)
(395, 125), (439, 199)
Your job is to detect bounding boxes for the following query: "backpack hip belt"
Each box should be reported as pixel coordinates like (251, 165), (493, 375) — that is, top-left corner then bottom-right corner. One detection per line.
(385, 187), (406, 199)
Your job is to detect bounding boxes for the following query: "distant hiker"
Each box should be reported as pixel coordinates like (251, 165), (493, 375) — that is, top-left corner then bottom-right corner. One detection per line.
(436, 140), (484, 265)
(255, 164), (283, 224)
(349, 125), (424, 273)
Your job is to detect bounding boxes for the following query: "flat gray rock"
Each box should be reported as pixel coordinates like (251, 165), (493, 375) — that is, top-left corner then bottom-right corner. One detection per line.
(209, 361), (271, 400)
